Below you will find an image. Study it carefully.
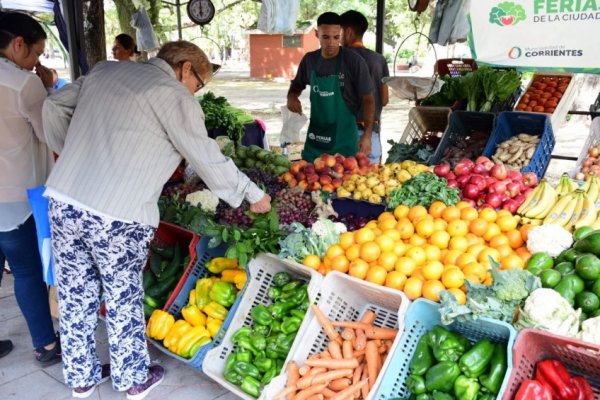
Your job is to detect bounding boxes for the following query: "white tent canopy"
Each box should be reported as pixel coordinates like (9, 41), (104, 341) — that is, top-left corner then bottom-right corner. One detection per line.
(0, 0), (54, 13)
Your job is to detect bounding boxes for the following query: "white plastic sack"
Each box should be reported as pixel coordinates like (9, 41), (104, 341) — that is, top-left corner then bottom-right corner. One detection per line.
(131, 7), (159, 52)
(384, 76), (445, 101)
(280, 106), (307, 144)
(258, 0), (300, 34)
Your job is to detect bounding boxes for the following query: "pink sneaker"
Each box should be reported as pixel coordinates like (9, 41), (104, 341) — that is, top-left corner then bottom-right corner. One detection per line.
(72, 364), (111, 398)
(126, 365), (165, 400)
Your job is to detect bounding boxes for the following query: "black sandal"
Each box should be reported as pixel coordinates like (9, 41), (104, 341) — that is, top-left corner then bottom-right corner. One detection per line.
(0, 340), (13, 359)
(34, 334), (62, 366)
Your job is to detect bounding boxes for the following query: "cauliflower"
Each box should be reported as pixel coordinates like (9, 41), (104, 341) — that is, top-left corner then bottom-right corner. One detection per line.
(516, 288), (581, 337)
(578, 316), (600, 345)
(527, 224), (573, 257)
(185, 189), (219, 213)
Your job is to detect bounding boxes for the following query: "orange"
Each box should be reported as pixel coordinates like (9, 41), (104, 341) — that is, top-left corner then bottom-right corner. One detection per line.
(360, 241), (381, 263)
(501, 254), (525, 270)
(444, 249), (463, 266)
(442, 206), (461, 222)
(406, 246), (427, 266)
(497, 215), (518, 232)
(416, 219), (435, 238)
(365, 265), (387, 285)
(339, 231), (355, 250)
(365, 221), (378, 231)
(396, 219), (415, 240)
(393, 204), (410, 220)
(467, 243), (487, 259)
(506, 229), (524, 249)
(489, 234), (510, 248)
(409, 235), (427, 247)
(355, 228), (376, 244)
(378, 211), (396, 223)
(383, 229), (401, 242)
(411, 268), (426, 281)
(303, 255), (321, 270)
(379, 252), (398, 272)
(447, 288), (467, 305)
(516, 247), (532, 263)
(326, 245), (345, 260)
(479, 207), (497, 223)
(385, 271), (407, 290)
(460, 207), (479, 222)
(464, 273), (482, 284)
(395, 257), (417, 276)
(323, 255), (332, 268)
(478, 248), (501, 266)
(455, 201), (472, 210)
(483, 223), (502, 242)
(422, 261), (444, 280)
(403, 277), (423, 300)
(448, 236), (468, 252)
(441, 267), (465, 289)
(462, 262), (487, 281)
(412, 214), (434, 225)
(495, 244), (514, 259)
(484, 273), (494, 286)
(424, 245), (442, 262)
(429, 201), (447, 218)
(447, 219), (468, 237)
(393, 241), (408, 257)
(408, 205), (428, 222)
(497, 209), (513, 218)
(375, 235), (395, 253)
(379, 218), (398, 232)
(469, 218), (489, 237)
(331, 255), (350, 273)
(422, 280), (445, 302)
(465, 233), (482, 246)
(456, 253), (477, 267)
(433, 218), (448, 231)
(520, 224), (535, 242)
(346, 244), (361, 261)
(349, 259), (370, 279)
(430, 231), (451, 249)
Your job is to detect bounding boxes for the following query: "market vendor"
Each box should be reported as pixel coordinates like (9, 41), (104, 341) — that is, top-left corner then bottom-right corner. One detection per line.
(287, 12), (375, 162)
(341, 10), (390, 165)
(42, 41), (271, 399)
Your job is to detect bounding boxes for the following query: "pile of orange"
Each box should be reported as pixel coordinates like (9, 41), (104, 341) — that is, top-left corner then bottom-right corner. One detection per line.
(303, 201), (532, 304)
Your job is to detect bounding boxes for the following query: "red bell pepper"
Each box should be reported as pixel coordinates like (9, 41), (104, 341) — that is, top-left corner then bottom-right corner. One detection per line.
(572, 376), (594, 400)
(535, 360), (579, 400)
(515, 379), (553, 400)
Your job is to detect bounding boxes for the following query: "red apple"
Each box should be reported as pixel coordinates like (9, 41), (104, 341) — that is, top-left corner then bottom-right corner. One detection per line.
(456, 175), (470, 188)
(463, 184), (480, 200)
(513, 194), (527, 206)
(485, 176), (497, 189)
(472, 163), (489, 176)
(343, 157), (358, 171)
(307, 174), (319, 184)
(508, 170), (522, 180)
(490, 164), (508, 180)
(454, 159), (474, 176)
(475, 156), (495, 171)
(447, 179), (459, 188)
(319, 174), (332, 185)
(434, 163), (451, 178)
(491, 180), (508, 195)
(522, 187), (534, 198)
(446, 172), (456, 180)
(335, 154), (345, 164)
(469, 175), (487, 191)
(502, 199), (519, 214)
(522, 172), (539, 188)
(506, 181), (521, 197)
(485, 192), (503, 208)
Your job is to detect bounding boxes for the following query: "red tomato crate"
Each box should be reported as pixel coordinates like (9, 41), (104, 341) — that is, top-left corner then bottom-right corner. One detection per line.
(501, 328), (600, 399)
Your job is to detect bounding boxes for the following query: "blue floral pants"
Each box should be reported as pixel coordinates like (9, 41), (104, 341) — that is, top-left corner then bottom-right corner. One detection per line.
(49, 199), (155, 390)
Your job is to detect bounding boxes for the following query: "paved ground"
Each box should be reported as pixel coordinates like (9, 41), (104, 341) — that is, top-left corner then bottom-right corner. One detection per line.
(2, 64), (599, 399)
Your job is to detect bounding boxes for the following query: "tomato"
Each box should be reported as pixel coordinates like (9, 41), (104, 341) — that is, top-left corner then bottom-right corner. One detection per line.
(545, 100), (558, 108)
(529, 100), (538, 108)
(545, 107), (556, 113)
(533, 106), (545, 112)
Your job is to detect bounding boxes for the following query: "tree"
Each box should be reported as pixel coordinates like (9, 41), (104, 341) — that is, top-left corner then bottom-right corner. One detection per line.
(82, 0), (106, 68)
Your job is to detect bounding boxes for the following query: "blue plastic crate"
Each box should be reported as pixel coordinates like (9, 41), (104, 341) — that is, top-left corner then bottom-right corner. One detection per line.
(429, 111), (496, 166)
(148, 236), (248, 372)
(332, 197), (386, 220)
(482, 112), (555, 180)
(373, 299), (517, 400)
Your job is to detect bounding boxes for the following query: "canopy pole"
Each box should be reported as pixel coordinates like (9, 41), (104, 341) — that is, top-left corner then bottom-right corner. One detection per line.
(61, 0), (82, 80)
(375, 0), (385, 54)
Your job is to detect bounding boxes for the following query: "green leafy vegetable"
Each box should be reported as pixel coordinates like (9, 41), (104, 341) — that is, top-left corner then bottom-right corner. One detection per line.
(199, 91), (254, 146)
(480, 68), (521, 112)
(386, 141), (434, 164)
(386, 173), (460, 210)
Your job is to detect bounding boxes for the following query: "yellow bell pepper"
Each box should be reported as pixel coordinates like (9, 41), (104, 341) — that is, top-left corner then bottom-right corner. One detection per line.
(234, 273), (247, 290)
(202, 301), (228, 320)
(195, 278), (213, 309)
(163, 320), (191, 353)
(221, 268), (247, 286)
(176, 326), (210, 358)
(206, 257), (238, 274)
(188, 288), (197, 306)
(146, 310), (175, 340)
(207, 318), (223, 338)
(181, 304), (206, 327)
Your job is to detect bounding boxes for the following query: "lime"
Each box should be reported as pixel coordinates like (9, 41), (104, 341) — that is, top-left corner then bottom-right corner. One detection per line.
(575, 254), (600, 280)
(575, 291), (600, 314)
(563, 274), (585, 294)
(525, 252), (553, 276)
(592, 279), (600, 298)
(590, 309), (600, 318)
(540, 269), (562, 288)
(555, 262), (574, 277)
(563, 248), (579, 263)
(574, 226), (594, 241)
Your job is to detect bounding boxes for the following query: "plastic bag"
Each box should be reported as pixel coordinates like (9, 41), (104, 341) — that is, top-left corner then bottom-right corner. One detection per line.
(384, 76), (445, 101)
(26, 186), (54, 285)
(258, 0), (300, 34)
(131, 7), (159, 51)
(280, 106), (308, 144)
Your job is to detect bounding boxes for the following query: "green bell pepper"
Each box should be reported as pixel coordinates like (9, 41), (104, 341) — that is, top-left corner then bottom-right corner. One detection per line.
(298, 297), (310, 311)
(275, 359), (284, 372)
(409, 335), (434, 376)
(479, 344), (507, 394)
(454, 375), (480, 400)
(425, 361), (461, 393)
(270, 320), (282, 333)
(281, 316), (302, 334)
(240, 376), (261, 398)
(416, 394), (432, 400)
(225, 353), (237, 372)
(238, 336), (259, 356)
(272, 272), (291, 287)
(250, 332), (267, 351)
(265, 341), (280, 359)
(275, 333), (296, 357)
(254, 356), (274, 373)
(232, 360), (260, 379)
(406, 374), (427, 395)
(251, 304), (273, 326)
(268, 287), (282, 301)
(459, 339), (494, 378)
(253, 325), (270, 337)
(477, 394), (495, 400)
(432, 391), (455, 400)
(282, 280), (302, 292)
(231, 327), (252, 344)
(209, 281), (236, 307)
(427, 326), (471, 362)
(236, 351), (252, 363)
(224, 369), (242, 385)
(269, 301), (297, 320)
(290, 309), (306, 319)
(261, 367), (278, 385)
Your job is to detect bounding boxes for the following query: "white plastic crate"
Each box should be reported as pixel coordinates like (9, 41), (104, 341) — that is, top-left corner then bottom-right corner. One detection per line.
(202, 253), (323, 400)
(262, 271), (411, 400)
(570, 117), (600, 178)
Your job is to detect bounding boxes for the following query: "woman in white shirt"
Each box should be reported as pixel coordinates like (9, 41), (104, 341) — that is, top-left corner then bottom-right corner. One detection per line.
(0, 12), (60, 365)
(112, 33), (139, 62)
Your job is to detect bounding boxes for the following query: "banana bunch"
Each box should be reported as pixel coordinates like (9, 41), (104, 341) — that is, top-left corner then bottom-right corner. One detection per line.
(517, 179), (557, 220)
(542, 190), (592, 231)
(556, 173), (578, 197)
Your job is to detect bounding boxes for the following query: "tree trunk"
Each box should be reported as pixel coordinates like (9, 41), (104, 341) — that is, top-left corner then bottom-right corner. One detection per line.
(82, 0), (106, 67)
(112, 0), (137, 38)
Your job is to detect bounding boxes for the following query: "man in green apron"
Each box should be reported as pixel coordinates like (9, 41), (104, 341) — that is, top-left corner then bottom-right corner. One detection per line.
(287, 12), (375, 162)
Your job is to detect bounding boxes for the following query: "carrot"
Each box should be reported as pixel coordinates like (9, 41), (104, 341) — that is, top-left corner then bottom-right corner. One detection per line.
(275, 386), (297, 400)
(299, 365), (311, 376)
(328, 341), (343, 360)
(288, 361), (300, 400)
(320, 350), (332, 359)
(365, 340), (379, 390)
(353, 363), (364, 385)
(304, 358), (359, 370)
(365, 327), (398, 340)
(308, 353), (321, 360)
(329, 379), (368, 400)
(341, 328), (355, 341)
(355, 329), (367, 351)
(353, 349), (365, 358)
(296, 369), (354, 390)
(312, 305), (342, 344)
(322, 388), (337, 399)
(328, 378), (351, 391)
(296, 383), (328, 400)
(384, 339), (394, 353)
(306, 395), (324, 400)
(361, 366), (369, 399)
(360, 310), (376, 324)
(378, 344), (387, 354)
(342, 340), (353, 359)
(307, 367), (327, 377)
